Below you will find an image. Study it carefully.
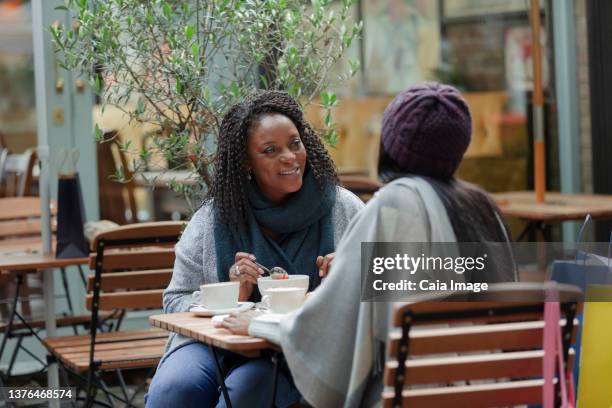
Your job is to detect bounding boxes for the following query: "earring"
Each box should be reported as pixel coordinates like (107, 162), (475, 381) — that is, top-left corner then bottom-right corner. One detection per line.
(246, 170), (252, 180)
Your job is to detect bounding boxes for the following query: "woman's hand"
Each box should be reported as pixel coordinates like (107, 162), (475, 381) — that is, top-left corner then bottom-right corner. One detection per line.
(220, 312), (253, 335)
(229, 252), (264, 301)
(316, 252), (335, 278)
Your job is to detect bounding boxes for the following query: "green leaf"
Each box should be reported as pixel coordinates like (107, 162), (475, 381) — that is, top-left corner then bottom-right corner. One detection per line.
(349, 60), (360, 77)
(321, 92), (338, 109)
(324, 110), (332, 128)
(94, 124), (103, 142)
(91, 74), (102, 93)
(321, 92), (329, 106)
(119, 140), (132, 152)
(286, 46), (299, 66)
(54, 5), (69, 11)
(162, 2), (172, 19)
(113, 166), (126, 182)
(140, 146), (152, 163)
(328, 129), (338, 146)
(191, 43), (200, 59)
(185, 25), (195, 42)
(229, 82), (239, 97)
(176, 78), (184, 94)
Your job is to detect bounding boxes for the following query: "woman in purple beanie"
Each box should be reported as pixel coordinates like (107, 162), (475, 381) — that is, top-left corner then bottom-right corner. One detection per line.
(222, 83), (516, 408)
(376, 82), (515, 248)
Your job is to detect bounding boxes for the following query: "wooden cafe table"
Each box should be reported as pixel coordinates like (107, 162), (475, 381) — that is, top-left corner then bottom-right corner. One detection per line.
(150, 312), (281, 408)
(492, 191), (612, 241)
(0, 197), (88, 402)
(0, 196), (87, 271)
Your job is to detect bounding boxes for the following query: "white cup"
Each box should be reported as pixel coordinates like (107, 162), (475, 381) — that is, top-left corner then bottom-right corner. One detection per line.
(262, 287), (306, 314)
(192, 281), (239, 310)
(257, 274), (309, 297)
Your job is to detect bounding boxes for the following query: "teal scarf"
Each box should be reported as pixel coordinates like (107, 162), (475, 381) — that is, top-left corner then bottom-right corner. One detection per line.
(214, 169), (336, 298)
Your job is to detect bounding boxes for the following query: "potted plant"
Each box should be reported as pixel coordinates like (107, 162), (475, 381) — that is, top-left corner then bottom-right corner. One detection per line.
(51, 0), (361, 212)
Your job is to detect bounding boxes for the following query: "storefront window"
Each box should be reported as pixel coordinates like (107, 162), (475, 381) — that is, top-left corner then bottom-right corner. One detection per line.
(318, 0), (557, 201)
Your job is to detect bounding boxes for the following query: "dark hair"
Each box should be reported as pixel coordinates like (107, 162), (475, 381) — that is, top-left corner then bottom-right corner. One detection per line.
(209, 90), (338, 226)
(378, 147), (511, 243)
(377, 144), (408, 184)
(378, 149), (516, 281)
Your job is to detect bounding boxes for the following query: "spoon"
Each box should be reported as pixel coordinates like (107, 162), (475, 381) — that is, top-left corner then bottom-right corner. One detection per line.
(254, 262), (288, 278)
(269, 266), (288, 279)
(254, 261), (272, 275)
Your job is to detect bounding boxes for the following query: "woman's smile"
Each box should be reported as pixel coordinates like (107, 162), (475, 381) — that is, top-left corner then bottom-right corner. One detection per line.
(279, 167), (300, 176)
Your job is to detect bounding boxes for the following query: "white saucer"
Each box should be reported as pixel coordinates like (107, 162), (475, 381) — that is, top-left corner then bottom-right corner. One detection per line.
(189, 301), (254, 317)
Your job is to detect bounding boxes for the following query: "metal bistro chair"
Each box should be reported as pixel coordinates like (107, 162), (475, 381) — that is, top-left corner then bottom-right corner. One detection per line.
(382, 282), (582, 408)
(43, 221), (183, 407)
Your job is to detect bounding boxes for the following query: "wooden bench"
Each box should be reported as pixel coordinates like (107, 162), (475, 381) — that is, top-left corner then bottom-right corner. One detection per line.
(42, 221), (184, 405)
(382, 282), (582, 408)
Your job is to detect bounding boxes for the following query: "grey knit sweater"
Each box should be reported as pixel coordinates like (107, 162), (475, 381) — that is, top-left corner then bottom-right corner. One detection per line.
(160, 186), (365, 361)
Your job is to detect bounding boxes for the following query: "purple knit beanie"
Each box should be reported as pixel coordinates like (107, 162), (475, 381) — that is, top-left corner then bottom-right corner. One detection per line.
(381, 82), (472, 179)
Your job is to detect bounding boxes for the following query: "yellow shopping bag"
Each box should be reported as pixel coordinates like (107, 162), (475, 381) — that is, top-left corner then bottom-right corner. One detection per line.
(577, 286), (612, 407)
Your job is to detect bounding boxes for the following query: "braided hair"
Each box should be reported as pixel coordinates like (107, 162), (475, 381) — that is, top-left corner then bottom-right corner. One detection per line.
(209, 90), (339, 226)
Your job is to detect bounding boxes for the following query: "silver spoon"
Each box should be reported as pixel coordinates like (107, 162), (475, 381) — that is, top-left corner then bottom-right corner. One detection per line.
(269, 266), (288, 279)
(254, 261), (272, 275)
(254, 262), (287, 278)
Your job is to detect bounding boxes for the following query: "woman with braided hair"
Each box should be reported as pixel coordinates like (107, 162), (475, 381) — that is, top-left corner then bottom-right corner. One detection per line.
(146, 90), (364, 407)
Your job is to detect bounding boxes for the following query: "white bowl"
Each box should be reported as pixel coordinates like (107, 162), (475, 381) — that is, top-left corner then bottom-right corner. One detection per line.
(257, 274), (309, 296)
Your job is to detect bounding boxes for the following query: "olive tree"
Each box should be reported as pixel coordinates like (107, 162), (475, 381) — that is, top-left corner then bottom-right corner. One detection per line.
(51, 0), (361, 210)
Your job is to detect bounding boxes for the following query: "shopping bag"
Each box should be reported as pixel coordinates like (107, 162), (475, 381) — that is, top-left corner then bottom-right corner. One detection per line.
(55, 149), (88, 258)
(543, 283), (575, 408)
(550, 216), (612, 392)
(576, 286), (612, 407)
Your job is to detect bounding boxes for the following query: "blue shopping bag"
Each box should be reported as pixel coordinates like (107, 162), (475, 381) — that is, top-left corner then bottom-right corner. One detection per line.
(549, 216), (612, 394)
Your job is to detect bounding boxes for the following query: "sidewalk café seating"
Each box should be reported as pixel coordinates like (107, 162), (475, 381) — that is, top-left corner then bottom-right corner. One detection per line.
(42, 221), (183, 406)
(0, 197), (114, 379)
(382, 282), (582, 408)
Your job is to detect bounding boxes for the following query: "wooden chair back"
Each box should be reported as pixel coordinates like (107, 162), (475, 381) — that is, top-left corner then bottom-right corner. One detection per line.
(382, 282), (582, 408)
(86, 221), (184, 319)
(0, 197), (55, 323)
(96, 131), (138, 224)
(41, 222), (183, 386)
(1, 149), (37, 197)
(0, 197), (54, 239)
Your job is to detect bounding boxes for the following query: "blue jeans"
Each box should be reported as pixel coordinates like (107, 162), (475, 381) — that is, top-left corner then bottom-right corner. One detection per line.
(145, 342), (301, 408)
